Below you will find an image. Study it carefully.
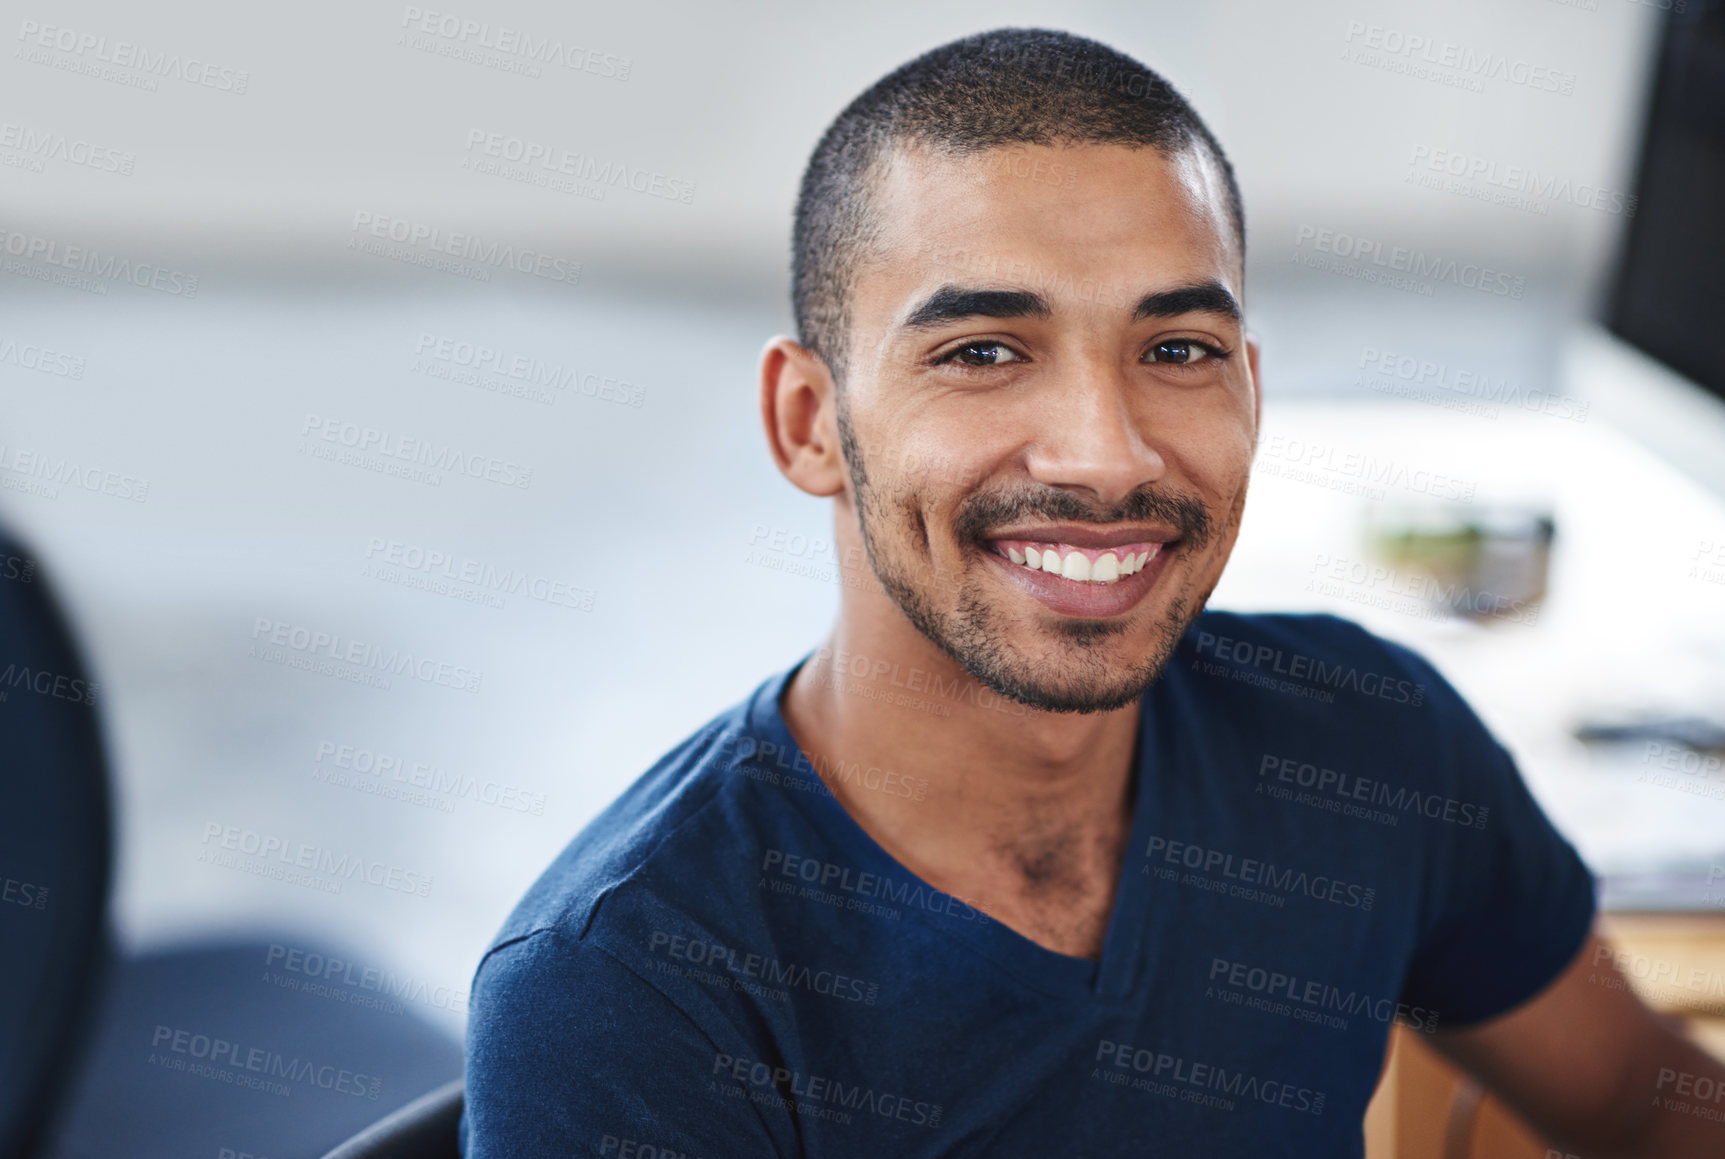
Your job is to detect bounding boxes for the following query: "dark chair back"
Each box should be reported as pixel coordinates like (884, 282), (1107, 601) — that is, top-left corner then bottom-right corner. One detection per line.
(320, 1079), (464, 1159)
(0, 532), (113, 1159)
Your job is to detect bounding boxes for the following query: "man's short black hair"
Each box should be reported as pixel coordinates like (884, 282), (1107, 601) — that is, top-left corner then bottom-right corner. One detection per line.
(792, 27), (1245, 385)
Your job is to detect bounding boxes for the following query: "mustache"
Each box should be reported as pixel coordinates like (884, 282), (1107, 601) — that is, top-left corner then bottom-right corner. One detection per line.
(951, 482), (1214, 547)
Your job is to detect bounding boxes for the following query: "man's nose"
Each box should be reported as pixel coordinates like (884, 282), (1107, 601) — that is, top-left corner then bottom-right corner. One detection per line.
(1023, 363), (1166, 506)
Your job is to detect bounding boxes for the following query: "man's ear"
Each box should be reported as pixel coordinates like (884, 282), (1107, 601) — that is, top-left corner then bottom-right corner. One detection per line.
(760, 335), (848, 497)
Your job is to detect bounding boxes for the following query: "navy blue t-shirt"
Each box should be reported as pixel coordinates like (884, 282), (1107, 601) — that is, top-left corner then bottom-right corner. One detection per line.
(460, 611), (1595, 1157)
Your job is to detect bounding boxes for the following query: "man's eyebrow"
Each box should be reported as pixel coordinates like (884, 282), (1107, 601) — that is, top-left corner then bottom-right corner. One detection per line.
(899, 279), (1242, 332)
(900, 286), (1052, 330)
(1134, 280), (1242, 323)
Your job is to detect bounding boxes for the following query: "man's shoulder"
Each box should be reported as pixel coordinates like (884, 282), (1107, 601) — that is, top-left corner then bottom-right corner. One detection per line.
(1173, 609), (1545, 859)
(1172, 608), (1510, 802)
(483, 673), (798, 961)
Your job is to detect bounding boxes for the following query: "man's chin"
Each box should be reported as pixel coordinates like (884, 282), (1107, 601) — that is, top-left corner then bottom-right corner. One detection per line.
(864, 528), (1199, 715)
(953, 639), (1174, 715)
(945, 570), (1201, 712)
(978, 672), (1157, 715)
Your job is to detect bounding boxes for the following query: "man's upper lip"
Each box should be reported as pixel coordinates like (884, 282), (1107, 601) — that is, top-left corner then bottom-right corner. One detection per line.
(983, 524), (1181, 549)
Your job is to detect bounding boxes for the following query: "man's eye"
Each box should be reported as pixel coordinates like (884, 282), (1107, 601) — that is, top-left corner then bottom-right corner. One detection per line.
(940, 341), (1024, 367)
(1146, 340), (1215, 365)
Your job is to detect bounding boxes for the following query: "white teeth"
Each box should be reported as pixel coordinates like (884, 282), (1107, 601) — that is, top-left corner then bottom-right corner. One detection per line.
(998, 541), (1165, 584)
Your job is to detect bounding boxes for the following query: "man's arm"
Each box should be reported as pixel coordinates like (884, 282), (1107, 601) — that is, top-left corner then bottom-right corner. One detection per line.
(1429, 925), (1725, 1157)
(464, 927), (790, 1158)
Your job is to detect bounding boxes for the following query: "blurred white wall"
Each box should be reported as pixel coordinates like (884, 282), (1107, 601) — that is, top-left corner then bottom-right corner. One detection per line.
(4, 0), (1662, 299)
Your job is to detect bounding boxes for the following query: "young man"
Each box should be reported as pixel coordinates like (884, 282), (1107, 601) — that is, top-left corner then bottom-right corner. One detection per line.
(462, 28), (1725, 1156)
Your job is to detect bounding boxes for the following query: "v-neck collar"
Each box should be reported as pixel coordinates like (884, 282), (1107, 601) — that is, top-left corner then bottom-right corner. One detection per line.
(736, 653), (1156, 1002)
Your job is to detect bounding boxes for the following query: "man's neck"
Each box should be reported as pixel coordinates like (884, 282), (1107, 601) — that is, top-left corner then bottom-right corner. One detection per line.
(778, 616), (1141, 959)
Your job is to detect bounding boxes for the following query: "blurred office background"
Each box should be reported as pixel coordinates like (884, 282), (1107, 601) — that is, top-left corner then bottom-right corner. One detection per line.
(3, 0), (1724, 1155)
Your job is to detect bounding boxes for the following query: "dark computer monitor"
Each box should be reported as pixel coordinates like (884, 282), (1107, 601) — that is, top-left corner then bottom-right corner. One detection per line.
(1606, 1), (1725, 402)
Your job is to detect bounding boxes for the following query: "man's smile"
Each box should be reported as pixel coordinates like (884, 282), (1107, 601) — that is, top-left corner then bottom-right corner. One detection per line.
(986, 539), (1167, 584)
(977, 527), (1182, 618)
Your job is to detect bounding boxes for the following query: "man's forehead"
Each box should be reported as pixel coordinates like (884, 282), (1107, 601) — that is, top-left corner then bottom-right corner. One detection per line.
(873, 139), (1229, 231)
(858, 140), (1241, 321)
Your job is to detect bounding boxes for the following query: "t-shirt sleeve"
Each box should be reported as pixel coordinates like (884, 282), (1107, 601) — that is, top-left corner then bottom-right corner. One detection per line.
(1386, 637), (1598, 1029)
(461, 926), (789, 1158)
